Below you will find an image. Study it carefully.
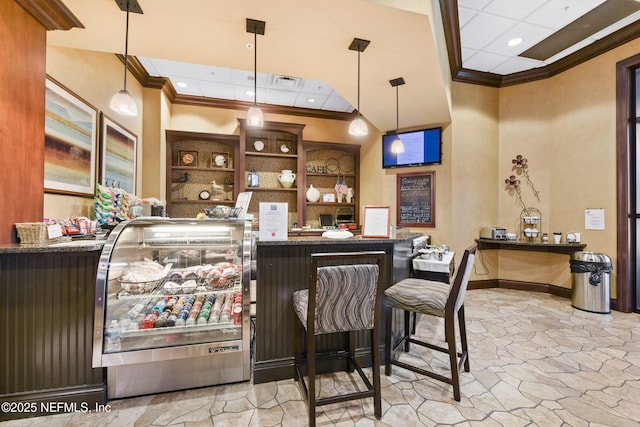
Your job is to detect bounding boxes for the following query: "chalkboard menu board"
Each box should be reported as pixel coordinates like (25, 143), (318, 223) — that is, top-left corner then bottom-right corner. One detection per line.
(397, 172), (435, 227)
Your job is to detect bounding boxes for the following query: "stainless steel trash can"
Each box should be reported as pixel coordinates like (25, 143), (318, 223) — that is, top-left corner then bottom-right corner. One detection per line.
(570, 252), (612, 313)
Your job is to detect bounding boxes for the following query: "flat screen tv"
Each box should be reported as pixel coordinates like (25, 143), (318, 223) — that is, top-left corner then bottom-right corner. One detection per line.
(382, 127), (442, 168)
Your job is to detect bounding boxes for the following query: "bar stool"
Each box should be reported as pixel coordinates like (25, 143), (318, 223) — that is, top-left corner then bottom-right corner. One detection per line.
(384, 244), (476, 401)
(293, 251), (385, 427)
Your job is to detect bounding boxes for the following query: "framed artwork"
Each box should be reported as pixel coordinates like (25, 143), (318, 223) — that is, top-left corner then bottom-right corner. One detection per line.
(362, 205), (391, 238)
(44, 76), (98, 196)
(397, 171), (436, 227)
(179, 150), (198, 167)
(323, 193), (335, 203)
(100, 113), (137, 194)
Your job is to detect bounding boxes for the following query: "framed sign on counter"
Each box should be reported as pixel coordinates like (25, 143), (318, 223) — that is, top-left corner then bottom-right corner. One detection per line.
(397, 171), (435, 227)
(362, 205), (390, 238)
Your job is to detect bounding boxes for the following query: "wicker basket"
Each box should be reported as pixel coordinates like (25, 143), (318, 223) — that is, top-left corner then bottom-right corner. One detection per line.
(15, 222), (49, 244)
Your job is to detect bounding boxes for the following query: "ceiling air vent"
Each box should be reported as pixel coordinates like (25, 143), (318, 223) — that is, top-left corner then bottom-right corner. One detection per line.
(269, 75), (302, 90)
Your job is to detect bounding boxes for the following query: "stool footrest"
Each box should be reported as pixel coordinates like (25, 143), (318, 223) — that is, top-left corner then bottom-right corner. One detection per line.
(390, 359), (453, 386)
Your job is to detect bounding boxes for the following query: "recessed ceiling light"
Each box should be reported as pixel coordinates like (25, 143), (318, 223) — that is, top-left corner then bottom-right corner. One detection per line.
(508, 37), (523, 47)
(177, 81), (188, 88)
(247, 89), (255, 97)
(307, 98), (316, 103)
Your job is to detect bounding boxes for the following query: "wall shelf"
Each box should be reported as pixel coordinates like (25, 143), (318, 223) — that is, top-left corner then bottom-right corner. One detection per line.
(476, 238), (586, 255)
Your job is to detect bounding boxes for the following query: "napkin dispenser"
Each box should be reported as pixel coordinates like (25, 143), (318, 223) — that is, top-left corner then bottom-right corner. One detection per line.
(480, 227), (508, 240)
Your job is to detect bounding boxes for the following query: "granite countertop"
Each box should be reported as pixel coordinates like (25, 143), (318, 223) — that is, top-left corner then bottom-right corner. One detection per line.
(0, 240), (105, 254)
(257, 231), (423, 246)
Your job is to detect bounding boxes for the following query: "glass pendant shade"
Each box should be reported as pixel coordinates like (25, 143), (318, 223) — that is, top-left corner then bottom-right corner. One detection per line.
(349, 116), (368, 136)
(390, 136), (404, 153)
(110, 89), (138, 116)
(247, 104), (264, 127)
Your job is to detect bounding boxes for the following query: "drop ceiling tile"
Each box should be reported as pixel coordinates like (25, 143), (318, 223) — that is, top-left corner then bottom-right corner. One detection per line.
(294, 92), (329, 109)
(460, 12), (517, 50)
(457, 7), (477, 28)
(299, 79), (334, 96)
(168, 77), (202, 96)
(464, 50), (510, 73)
(265, 89), (297, 106)
(191, 64), (233, 83)
(322, 94), (353, 113)
(491, 56), (544, 75)
(200, 80), (236, 99)
(483, 22), (554, 56)
(457, 0), (493, 12)
(461, 47), (478, 63)
(483, 0), (549, 20)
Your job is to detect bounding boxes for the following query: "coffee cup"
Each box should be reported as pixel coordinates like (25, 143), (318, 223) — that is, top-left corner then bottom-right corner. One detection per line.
(553, 232), (561, 244)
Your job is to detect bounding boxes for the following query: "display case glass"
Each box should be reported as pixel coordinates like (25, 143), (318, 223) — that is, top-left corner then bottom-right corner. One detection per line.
(93, 218), (252, 398)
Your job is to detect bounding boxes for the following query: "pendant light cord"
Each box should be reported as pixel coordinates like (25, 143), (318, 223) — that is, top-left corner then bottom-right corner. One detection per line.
(357, 50), (361, 117)
(253, 31), (257, 106)
(396, 85), (399, 135)
(123, 5), (130, 92)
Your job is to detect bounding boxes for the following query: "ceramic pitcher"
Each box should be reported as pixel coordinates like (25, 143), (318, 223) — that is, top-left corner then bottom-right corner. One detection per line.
(278, 170), (296, 188)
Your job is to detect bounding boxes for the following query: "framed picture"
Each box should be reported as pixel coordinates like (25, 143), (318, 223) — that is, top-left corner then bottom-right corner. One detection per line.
(211, 151), (228, 168)
(179, 150), (198, 167)
(362, 206), (391, 238)
(323, 193), (336, 203)
(100, 113), (137, 194)
(397, 171), (436, 227)
(44, 76), (98, 196)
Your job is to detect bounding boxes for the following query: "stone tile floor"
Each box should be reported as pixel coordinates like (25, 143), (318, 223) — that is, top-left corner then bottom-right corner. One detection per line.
(3, 288), (640, 426)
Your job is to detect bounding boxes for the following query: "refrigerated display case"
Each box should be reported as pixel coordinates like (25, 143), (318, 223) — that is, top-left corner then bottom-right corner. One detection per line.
(92, 218), (252, 399)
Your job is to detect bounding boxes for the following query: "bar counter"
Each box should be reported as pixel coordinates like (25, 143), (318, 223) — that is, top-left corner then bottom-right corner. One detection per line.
(0, 241), (106, 421)
(253, 231), (422, 383)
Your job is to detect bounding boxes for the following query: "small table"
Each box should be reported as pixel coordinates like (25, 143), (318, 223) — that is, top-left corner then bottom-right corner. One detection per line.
(413, 251), (455, 283)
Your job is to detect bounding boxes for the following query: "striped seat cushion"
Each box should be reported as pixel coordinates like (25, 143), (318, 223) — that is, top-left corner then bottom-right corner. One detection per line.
(384, 277), (450, 317)
(293, 264), (379, 335)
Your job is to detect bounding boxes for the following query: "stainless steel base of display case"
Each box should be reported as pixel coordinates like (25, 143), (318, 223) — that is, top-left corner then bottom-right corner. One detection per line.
(107, 350), (250, 399)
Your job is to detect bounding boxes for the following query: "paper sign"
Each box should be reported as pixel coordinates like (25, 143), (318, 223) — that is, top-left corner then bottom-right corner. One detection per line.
(585, 209), (605, 230)
(47, 223), (63, 239)
(259, 202), (288, 241)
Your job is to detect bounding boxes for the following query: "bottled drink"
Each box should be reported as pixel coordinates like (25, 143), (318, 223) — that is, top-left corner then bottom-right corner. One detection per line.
(106, 320), (121, 351)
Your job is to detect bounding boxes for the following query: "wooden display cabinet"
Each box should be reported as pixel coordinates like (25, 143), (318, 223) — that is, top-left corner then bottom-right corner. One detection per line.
(238, 119), (305, 227)
(166, 130), (240, 218)
(302, 142), (360, 228)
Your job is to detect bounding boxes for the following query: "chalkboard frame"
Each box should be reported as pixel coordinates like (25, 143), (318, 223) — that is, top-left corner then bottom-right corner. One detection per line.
(396, 171), (435, 227)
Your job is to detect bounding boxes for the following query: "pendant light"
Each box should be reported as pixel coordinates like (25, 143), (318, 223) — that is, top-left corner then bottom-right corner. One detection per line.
(246, 18), (266, 127)
(389, 77), (406, 154)
(110, 0), (143, 117)
(348, 38), (370, 137)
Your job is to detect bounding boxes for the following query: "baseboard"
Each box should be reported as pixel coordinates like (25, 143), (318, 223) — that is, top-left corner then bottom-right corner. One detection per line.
(470, 279), (571, 299)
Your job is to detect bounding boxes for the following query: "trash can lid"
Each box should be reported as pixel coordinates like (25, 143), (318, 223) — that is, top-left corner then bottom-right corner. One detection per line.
(571, 251), (611, 263)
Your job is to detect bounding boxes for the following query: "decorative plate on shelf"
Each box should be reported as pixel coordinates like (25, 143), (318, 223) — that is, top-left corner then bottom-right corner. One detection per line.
(253, 140), (264, 151)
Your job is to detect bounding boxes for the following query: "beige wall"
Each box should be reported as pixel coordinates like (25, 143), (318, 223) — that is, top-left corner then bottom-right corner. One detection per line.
(44, 46), (144, 219)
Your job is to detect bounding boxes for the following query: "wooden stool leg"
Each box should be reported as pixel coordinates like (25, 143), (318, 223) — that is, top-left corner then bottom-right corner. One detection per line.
(308, 330), (316, 427)
(445, 314), (461, 401)
(371, 327), (381, 418)
(384, 304), (393, 376)
(403, 310), (411, 351)
(459, 306), (470, 372)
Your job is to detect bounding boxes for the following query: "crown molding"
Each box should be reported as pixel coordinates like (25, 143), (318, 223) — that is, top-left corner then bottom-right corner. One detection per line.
(16, 0), (84, 31)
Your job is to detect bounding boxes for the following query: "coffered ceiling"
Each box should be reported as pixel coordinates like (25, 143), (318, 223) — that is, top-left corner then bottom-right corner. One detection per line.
(45, 0), (640, 132)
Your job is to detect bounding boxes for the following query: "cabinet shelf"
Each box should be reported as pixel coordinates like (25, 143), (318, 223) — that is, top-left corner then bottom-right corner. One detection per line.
(246, 152), (297, 159)
(172, 166), (235, 172)
(171, 199), (235, 204)
(306, 173), (356, 178)
(247, 187), (298, 192)
(306, 202), (356, 206)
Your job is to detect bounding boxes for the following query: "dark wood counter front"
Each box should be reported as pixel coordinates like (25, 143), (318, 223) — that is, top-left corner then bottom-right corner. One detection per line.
(0, 242), (106, 421)
(253, 233), (421, 384)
